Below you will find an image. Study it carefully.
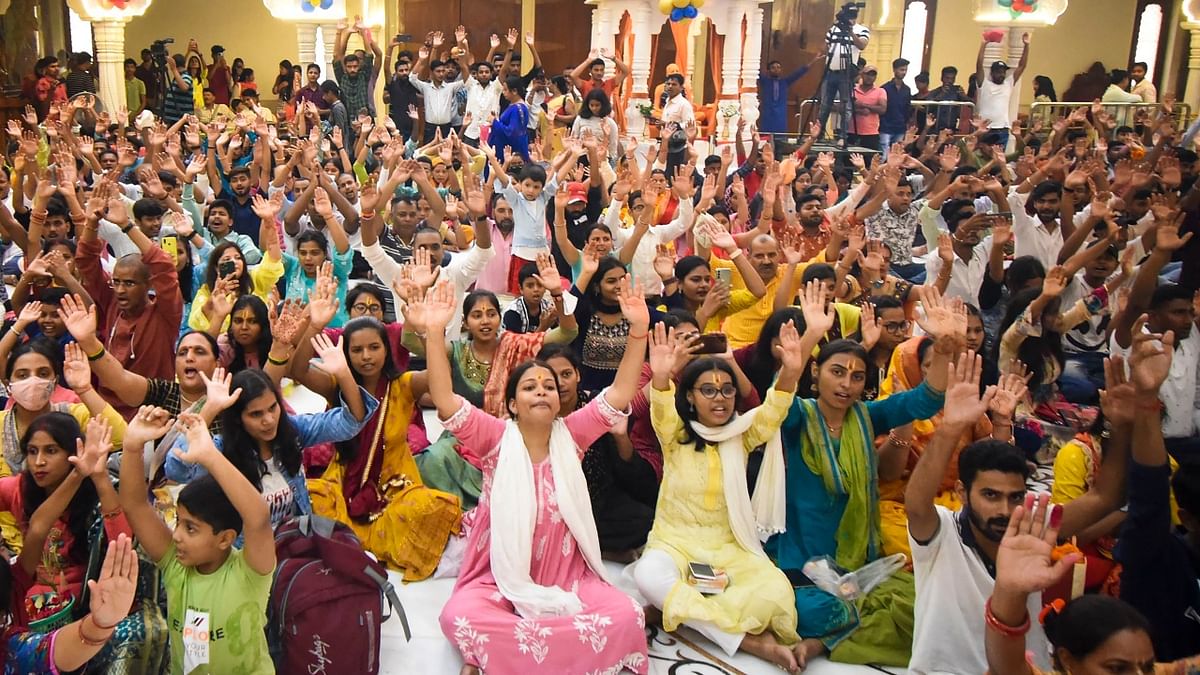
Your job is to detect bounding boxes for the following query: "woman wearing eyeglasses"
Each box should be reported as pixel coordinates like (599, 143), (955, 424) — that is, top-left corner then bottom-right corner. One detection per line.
(630, 293), (821, 673)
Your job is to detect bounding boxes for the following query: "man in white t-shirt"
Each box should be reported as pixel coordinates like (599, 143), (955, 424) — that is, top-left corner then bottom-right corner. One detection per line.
(905, 372), (1129, 674)
(1109, 216), (1200, 459)
(974, 33), (1029, 149)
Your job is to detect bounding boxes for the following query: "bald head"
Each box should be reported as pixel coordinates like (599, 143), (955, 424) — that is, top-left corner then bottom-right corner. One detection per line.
(748, 234), (781, 280)
(110, 254), (151, 312)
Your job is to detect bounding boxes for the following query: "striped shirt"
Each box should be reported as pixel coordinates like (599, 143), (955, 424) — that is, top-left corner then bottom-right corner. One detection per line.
(162, 73), (194, 124)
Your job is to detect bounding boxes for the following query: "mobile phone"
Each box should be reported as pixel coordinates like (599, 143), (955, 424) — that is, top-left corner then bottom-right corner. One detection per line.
(688, 562), (718, 581)
(160, 235), (177, 260)
(996, 211), (1014, 221)
(396, 34), (413, 43)
(714, 267), (733, 286)
(218, 260), (236, 278)
(696, 333), (728, 355)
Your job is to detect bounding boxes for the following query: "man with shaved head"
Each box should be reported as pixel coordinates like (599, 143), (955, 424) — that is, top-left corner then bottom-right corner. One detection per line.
(76, 194), (183, 415)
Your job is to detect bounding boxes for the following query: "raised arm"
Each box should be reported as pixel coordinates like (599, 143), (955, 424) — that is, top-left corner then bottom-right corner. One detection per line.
(605, 277), (650, 411)
(117, 407), (176, 563)
(410, 281), (466, 419)
(59, 294), (150, 406)
(907, 352), (995, 543)
(175, 413), (275, 575)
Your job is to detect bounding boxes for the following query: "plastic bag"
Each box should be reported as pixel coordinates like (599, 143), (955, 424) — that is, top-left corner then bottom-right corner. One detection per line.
(801, 553), (907, 601)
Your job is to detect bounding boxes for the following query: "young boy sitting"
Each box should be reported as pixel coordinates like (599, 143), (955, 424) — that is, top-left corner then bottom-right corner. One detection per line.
(502, 261), (557, 334)
(119, 406), (275, 675)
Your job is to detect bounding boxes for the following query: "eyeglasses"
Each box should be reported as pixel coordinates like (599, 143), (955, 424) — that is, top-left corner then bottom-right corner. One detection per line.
(694, 384), (737, 400)
(881, 320), (910, 334)
(352, 303), (383, 313)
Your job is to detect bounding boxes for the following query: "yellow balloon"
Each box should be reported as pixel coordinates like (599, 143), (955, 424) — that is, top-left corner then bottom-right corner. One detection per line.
(659, 0), (674, 12)
(692, 0), (705, 7)
(672, 0), (689, 8)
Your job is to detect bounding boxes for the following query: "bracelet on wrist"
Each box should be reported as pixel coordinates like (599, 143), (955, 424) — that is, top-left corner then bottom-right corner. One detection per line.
(628, 329), (648, 340)
(984, 597), (1031, 638)
(728, 249), (743, 260)
(267, 353), (291, 366)
(86, 345), (106, 361)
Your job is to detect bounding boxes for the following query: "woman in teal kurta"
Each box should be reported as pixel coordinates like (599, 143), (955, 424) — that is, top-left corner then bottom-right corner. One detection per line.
(765, 292), (962, 667)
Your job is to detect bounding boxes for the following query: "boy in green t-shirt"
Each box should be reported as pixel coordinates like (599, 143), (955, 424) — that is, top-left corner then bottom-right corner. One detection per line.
(119, 406), (276, 675)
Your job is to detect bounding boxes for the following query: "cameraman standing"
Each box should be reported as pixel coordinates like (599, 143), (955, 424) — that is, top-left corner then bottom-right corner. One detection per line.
(817, 3), (870, 146)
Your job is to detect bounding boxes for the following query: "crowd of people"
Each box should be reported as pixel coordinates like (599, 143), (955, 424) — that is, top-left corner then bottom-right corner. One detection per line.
(0, 12), (1196, 675)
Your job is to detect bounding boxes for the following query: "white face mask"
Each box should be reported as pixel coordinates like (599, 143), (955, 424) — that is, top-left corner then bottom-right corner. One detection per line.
(8, 376), (54, 411)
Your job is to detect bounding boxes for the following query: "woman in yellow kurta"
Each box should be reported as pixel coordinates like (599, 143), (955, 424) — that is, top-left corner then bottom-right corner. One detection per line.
(188, 196), (285, 333)
(630, 315), (820, 672)
(304, 318), (461, 580)
(874, 336), (1001, 558)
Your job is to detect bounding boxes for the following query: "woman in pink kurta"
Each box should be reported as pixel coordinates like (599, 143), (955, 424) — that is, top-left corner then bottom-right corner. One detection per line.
(412, 276), (652, 675)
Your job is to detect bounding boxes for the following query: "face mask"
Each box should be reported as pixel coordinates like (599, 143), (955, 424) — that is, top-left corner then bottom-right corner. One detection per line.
(9, 377), (55, 411)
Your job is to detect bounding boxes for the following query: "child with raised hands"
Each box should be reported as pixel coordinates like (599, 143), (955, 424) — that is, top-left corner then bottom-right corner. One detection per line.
(119, 407), (276, 675)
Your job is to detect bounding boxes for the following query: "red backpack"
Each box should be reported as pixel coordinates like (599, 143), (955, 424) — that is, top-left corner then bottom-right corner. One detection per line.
(267, 515), (410, 675)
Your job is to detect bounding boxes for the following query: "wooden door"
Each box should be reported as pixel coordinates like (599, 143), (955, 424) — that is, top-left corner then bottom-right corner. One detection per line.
(397, 0), (522, 64)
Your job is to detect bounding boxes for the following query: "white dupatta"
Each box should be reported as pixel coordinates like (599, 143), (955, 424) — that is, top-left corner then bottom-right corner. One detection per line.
(688, 404), (787, 555)
(489, 418), (611, 618)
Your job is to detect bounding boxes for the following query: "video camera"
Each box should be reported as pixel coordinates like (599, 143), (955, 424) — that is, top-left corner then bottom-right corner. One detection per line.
(150, 38), (174, 67)
(836, 2), (865, 28)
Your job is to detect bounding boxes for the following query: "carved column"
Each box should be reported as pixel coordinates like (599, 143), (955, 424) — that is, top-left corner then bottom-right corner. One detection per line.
(296, 22), (319, 69)
(91, 20), (128, 114)
(320, 23), (339, 82)
(739, 3), (765, 127)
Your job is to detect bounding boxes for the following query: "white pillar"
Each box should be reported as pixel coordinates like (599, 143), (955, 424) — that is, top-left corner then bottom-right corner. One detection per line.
(739, 4), (765, 128)
(92, 19), (128, 115)
(320, 23), (339, 83)
(624, 3), (655, 136)
(1184, 23), (1200, 111)
(297, 23), (319, 70)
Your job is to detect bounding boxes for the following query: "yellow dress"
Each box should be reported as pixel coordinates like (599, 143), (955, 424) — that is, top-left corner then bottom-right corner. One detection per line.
(188, 256), (285, 332)
(307, 372), (461, 580)
(646, 385), (799, 643)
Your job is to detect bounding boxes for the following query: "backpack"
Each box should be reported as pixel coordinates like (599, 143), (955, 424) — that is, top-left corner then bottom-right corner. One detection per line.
(267, 515), (410, 675)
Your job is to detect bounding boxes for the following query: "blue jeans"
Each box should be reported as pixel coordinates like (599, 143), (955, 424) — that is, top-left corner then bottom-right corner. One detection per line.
(987, 128), (1010, 149)
(1060, 351), (1106, 405)
(879, 131), (901, 158)
(891, 261), (927, 284)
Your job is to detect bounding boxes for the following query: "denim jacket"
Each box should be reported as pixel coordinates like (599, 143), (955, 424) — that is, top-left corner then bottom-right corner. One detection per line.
(165, 386), (380, 528)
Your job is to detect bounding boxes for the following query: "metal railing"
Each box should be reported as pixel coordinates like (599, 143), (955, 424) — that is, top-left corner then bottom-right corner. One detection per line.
(793, 98), (978, 139)
(1028, 100), (1193, 135)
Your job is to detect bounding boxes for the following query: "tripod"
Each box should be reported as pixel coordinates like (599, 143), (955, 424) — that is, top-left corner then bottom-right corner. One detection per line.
(812, 21), (858, 147)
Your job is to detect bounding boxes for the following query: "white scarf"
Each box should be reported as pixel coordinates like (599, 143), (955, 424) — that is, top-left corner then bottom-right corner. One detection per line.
(688, 405), (787, 556)
(489, 419), (610, 618)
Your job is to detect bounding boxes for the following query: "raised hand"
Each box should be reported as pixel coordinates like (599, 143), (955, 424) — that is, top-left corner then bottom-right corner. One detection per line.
(798, 279), (836, 339)
(647, 322), (680, 382)
(915, 286), (968, 340)
(859, 300), (881, 351)
(995, 493), (1078, 596)
(1154, 211), (1192, 253)
(87, 534), (139, 631)
(173, 413), (221, 466)
(988, 371), (1028, 421)
(774, 319), (812, 374)
(124, 406), (175, 449)
(1098, 353), (1139, 426)
(71, 417), (112, 478)
(408, 280), (457, 333)
(311, 333), (350, 377)
(942, 350), (996, 428)
(1040, 266), (1069, 299)
(63, 341), (93, 392)
(531, 251), (564, 296)
(198, 367), (240, 414)
(616, 276), (650, 333)
(1126, 314), (1174, 397)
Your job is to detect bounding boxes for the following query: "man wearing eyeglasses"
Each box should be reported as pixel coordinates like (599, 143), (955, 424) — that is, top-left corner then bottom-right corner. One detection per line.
(76, 193), (183, 418)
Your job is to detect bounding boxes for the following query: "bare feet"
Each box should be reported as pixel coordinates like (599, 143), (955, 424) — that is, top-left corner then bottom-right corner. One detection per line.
(459, 666), (481, 675)
(792, 638), (826, 671)
(741, 631), (800, 673)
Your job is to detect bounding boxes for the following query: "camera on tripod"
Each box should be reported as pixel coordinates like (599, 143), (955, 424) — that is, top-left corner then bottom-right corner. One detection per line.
(150, 38), (174, 67)
(836, 2), (865, 28)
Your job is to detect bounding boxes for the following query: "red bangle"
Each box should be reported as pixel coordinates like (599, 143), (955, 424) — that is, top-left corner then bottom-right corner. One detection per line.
(984, 597), (1030, 638)
(628, 330), (648, 340)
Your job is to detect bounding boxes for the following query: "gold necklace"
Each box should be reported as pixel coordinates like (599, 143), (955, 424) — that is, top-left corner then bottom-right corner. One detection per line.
(461, 343), (493, 385)
(359, 380), (391, 488)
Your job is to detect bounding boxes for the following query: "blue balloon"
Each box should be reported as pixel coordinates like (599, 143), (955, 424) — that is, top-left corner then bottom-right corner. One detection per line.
(670, 7), (683, 20)
(683, 5), (698, 17)
(301, 0), (315, 11)
(319, 0), (332, 8)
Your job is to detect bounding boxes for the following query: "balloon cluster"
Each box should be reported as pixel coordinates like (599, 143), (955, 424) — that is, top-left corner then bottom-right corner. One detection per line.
(998, 0), (1038, 14)
(659, 0), (705, 22)
(300, 0), (334, 11)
